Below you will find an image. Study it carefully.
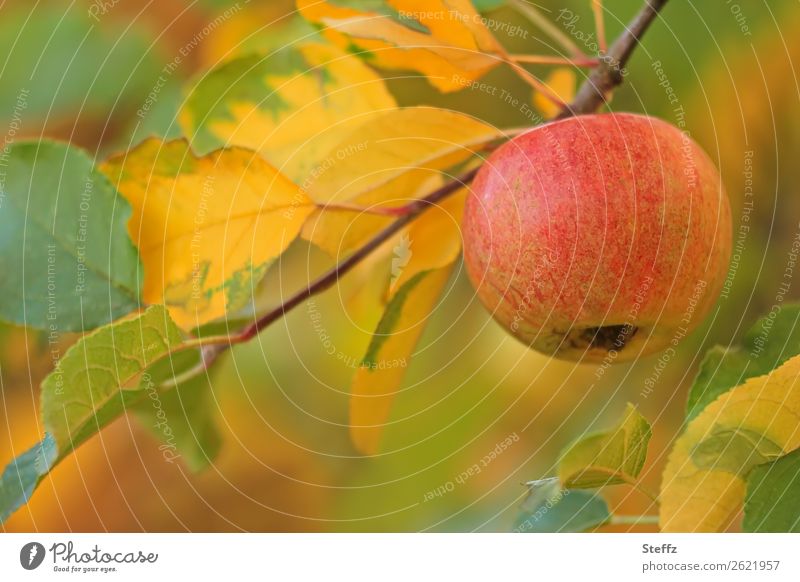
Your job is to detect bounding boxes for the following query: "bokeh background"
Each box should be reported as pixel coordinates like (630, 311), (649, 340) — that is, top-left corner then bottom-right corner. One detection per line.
(1, 0), (797, 532)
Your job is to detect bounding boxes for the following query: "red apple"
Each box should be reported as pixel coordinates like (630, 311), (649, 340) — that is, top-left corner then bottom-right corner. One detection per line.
(462, 113), (732, 362)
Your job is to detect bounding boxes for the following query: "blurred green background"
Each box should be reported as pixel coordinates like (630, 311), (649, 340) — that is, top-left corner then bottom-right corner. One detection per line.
(0, 0), (797, 531)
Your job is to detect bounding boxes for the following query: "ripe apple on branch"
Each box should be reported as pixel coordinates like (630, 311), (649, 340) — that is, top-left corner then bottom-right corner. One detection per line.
(463, 112), (731, 362)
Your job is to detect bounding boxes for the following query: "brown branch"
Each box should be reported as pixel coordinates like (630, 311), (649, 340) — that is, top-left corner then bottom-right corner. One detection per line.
(239, 168), (477, 342)
(557, 0), (669, 119)
(186, 167), (479, 377)
(179, 0), (669, 382)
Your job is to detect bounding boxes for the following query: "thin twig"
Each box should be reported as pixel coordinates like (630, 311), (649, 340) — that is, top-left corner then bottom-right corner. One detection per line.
(510, 54), (600, 67)
(504, 57), (568, 108)
(629, 480), (661, 504)
(510, 0), (586, 58)
(315, 202), (413, 217)
(592, 0), (608, 54)
(557, 0), (669, 119)
(241, 168), (475, 341)
(610, 514), (660, 526)
(170, 167), (479, 383)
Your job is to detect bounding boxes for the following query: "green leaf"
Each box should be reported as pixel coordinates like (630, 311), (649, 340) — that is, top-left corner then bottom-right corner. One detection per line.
(350, 267), (453, 455)
(0, 435), (57, 523)
(558, 403), (652, 488)
(687, 304), (800, 420)
(744, 448), (800, 532)
(41, 306), (183, 451)
(0, 140), (142, 331)
(514, 478), (610, 533)
(360, 271), (429, 368)
(660, 354), (800, 532)
(0, 306), (187, 524)
(133, 350), (222, 472)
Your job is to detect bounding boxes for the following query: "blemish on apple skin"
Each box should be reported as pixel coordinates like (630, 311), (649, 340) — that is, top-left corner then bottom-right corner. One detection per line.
(563, 324), (638, 352)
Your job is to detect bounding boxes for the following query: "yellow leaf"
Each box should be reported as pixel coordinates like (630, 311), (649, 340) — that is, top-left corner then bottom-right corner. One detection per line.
(180, 42), (397, 184)
(101, 139), (313, 329)
(337, 238), (397, 324)
(660, 354), (800, 532)
(303, 107), (496, 203)
(350, 266), (453, 454)
(294, 105), (493, 455)
(297, 0), (505, 92)
(325, 180), (465, 342)
(301, 106), (500, 258)
(533, 67), (575, 118)
(388, 187), (465, 297)
(343, 163), (468, 456)
(302, 108), (485, 445)
(303, 171), (430, 261)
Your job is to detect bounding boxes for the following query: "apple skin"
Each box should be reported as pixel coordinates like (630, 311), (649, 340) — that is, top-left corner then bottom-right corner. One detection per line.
(462, 113), (732, 362)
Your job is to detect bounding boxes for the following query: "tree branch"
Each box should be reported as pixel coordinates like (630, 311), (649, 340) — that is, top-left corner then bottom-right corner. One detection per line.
(176, 167), (479, 381)
(557, 0), (669, 119)
(174, 0), (670, 384)
(238, 168), (477, 342)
